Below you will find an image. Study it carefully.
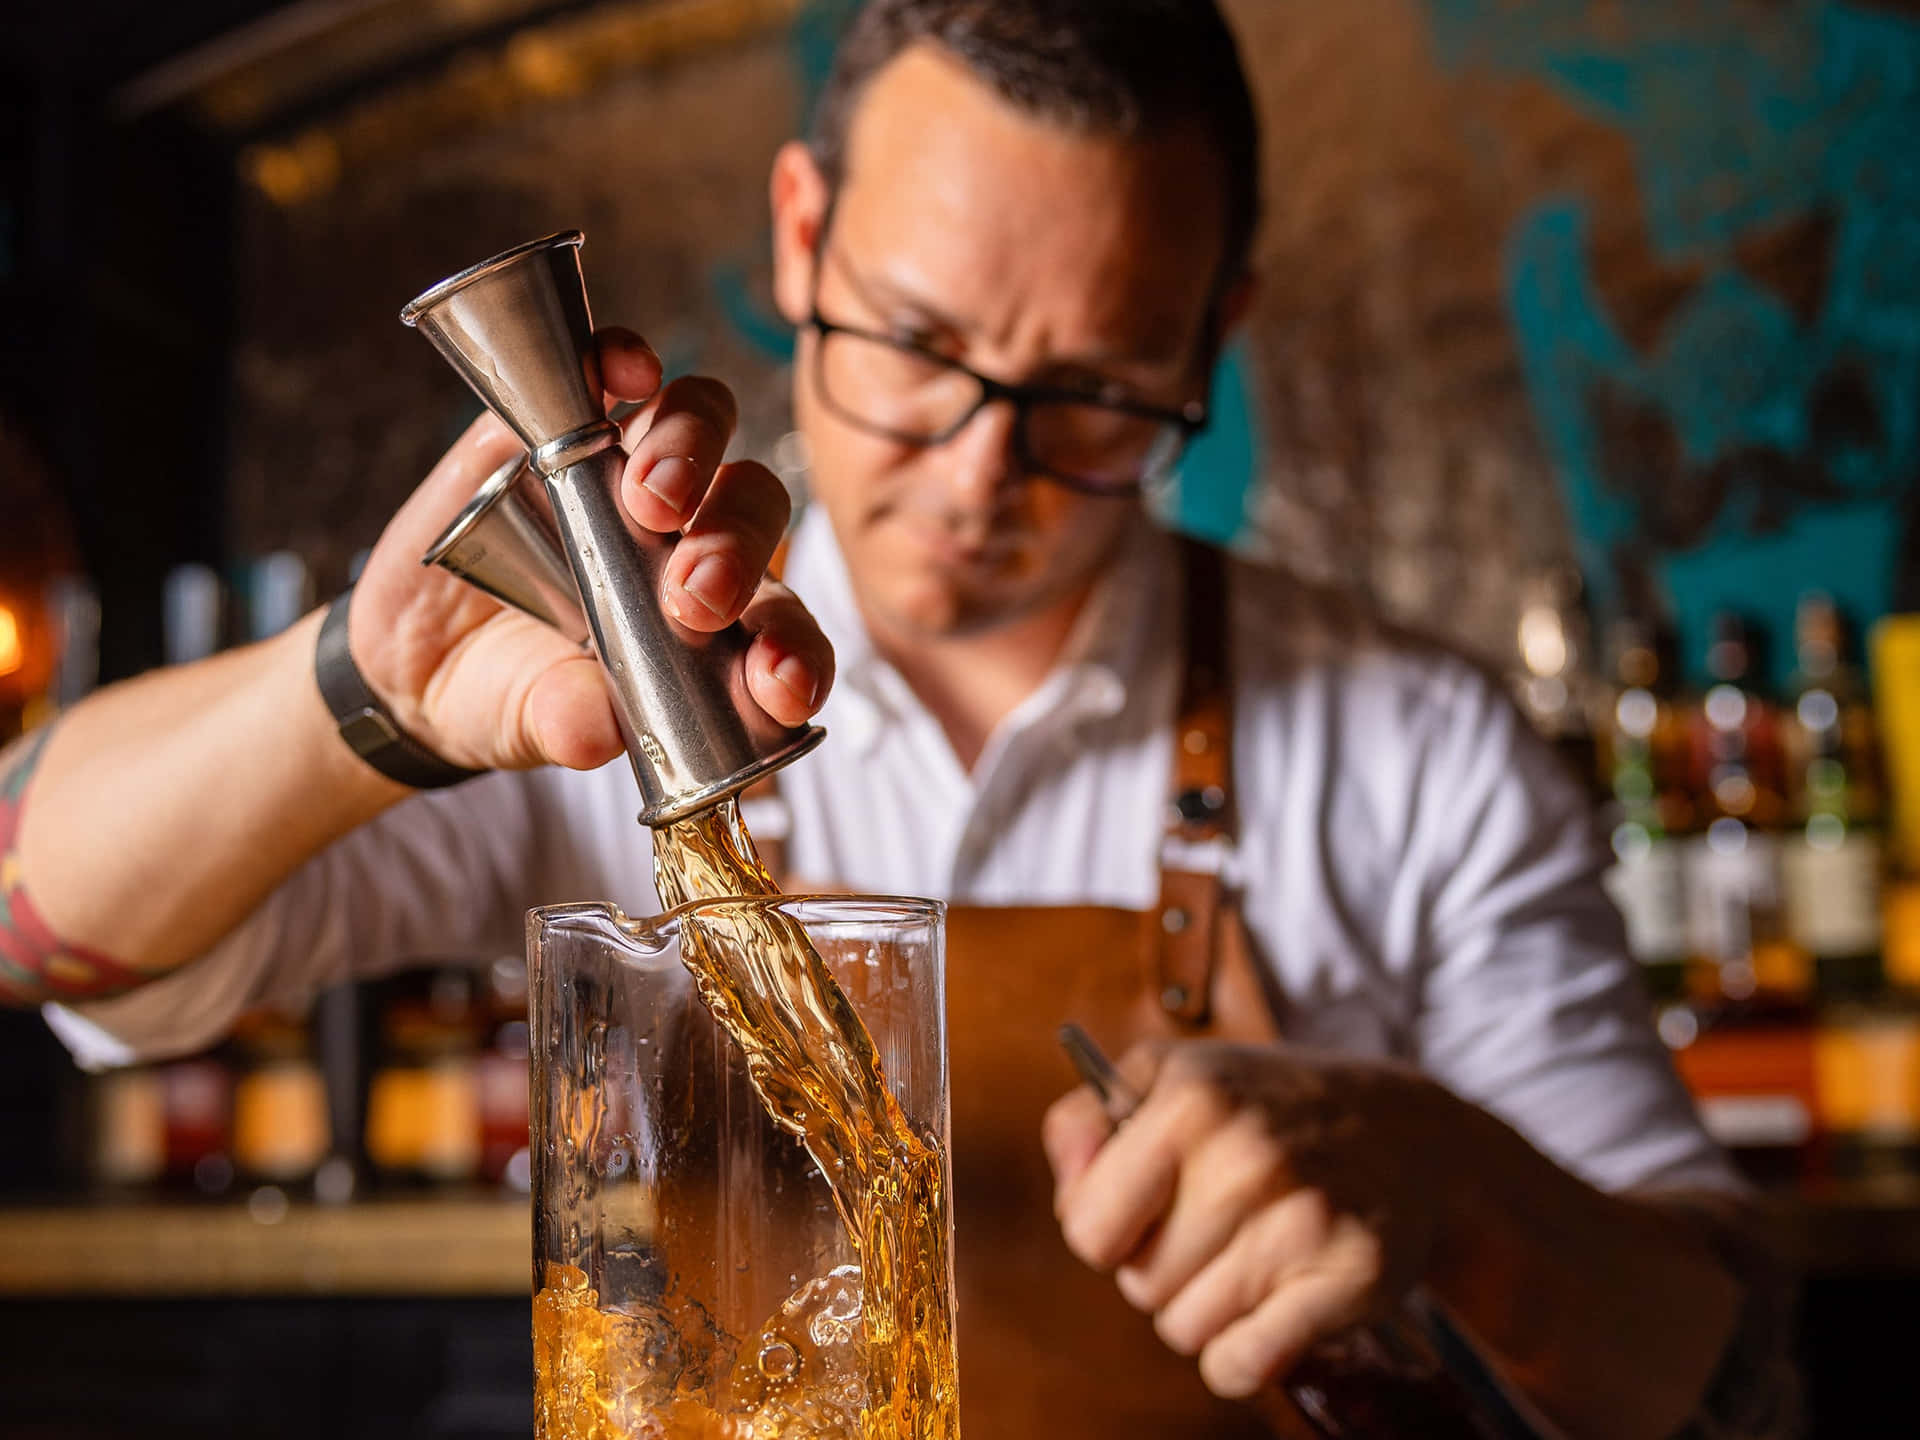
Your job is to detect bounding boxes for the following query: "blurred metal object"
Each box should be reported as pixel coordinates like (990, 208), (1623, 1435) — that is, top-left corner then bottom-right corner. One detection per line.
(1058, 1022), (1141, 1121)
(45, 576), (100, 709)
(421, 452), (591, 646)
(401, 230), (822, 827)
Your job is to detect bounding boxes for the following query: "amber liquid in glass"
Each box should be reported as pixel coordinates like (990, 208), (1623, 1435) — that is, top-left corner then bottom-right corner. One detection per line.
(533, 799), (960, 1440)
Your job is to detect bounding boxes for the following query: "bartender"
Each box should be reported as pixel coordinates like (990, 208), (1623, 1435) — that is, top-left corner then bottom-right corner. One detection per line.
(0, 1), (1784, 1436)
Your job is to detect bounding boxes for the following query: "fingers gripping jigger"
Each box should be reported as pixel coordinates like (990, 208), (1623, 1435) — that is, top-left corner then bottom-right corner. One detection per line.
(401, 231), (823, 826)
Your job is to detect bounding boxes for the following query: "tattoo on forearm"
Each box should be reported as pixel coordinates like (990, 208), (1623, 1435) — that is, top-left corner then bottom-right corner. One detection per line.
(0, 727), (150, 1006)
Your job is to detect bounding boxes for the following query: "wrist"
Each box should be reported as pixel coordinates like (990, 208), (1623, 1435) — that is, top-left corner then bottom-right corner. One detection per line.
(314, 586), (486, 791)
(277, 608), (417, 821)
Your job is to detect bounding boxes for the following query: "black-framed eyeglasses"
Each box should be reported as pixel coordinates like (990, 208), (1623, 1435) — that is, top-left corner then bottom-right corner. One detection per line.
(804, 310), (1210, 496)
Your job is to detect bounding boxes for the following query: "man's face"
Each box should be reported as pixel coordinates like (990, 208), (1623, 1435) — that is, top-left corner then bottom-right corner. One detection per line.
(771, 45), (1231, 643)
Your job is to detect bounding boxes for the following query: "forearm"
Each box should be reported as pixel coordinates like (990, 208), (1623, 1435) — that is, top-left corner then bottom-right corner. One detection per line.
(1427, 1099), (1746, 1440)
(2, 608), (409, 1003)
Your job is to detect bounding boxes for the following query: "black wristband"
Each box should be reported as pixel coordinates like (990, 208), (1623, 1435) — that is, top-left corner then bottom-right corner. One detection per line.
(314, 584), (486, 790)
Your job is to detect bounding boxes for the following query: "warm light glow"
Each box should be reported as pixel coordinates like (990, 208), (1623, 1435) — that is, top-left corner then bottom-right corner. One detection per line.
(1517, 604), (1569, 678)
(0, 605), (22, 678)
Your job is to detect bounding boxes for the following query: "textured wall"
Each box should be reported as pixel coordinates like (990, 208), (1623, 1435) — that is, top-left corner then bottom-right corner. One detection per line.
(226, 0), (1920, 681)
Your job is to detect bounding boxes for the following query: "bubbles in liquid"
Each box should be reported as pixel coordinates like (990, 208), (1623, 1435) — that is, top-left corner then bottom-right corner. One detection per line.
(807, 1267), (862, 1349)
(758, 1340), (798, 1381)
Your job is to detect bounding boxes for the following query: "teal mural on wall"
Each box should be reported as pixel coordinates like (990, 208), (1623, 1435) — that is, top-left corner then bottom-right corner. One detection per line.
(1431, 0), (1920, 685)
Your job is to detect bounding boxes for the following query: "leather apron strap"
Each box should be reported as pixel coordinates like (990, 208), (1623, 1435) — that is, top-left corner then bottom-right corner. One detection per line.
(1153, 536), (1239, 1029)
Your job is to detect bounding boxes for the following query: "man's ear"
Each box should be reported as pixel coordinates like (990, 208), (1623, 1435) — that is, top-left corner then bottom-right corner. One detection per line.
(771, 140), (831, 327)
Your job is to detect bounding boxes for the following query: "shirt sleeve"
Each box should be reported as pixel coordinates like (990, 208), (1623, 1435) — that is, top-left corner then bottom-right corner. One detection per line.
(1407, 662), (1741, 1198)
(45, 768), (564, 1070)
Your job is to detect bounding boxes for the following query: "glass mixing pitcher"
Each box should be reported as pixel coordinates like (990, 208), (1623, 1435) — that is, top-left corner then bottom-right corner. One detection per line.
(528, 895), (954, 1440)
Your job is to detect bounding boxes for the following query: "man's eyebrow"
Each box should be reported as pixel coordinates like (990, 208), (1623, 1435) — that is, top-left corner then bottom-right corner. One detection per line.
(830, 253), (975, 336)
(829, 252), (1193, 373)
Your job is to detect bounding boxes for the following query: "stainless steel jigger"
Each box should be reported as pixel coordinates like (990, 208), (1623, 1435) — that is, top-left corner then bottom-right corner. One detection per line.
(421, 452), (592, 646)
(401, 230), (823, 827)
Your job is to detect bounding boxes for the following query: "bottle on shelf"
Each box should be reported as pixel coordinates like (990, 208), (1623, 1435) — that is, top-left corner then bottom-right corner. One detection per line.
(1781, 593), (1885, 1000)
(229, 1008), (333, 1191)
(1811, 610), (1920, 1184)
(160, 1056), (235, 1195)
(365, 965), (484, 1187)
(247, 551), (312, 642)
(1877, 615), (1920, 995)
(1601, 617), (1693, 1004)
(1664, 611), (1820, 1186)
(162, 564), (225, 670)
(44, 575), (100, 718)
(1513, 567), (1603, 802)
(1684, 612), (1800, 998)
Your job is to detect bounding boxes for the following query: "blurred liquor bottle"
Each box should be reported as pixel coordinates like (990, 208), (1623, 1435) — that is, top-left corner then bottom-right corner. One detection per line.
(1876, 614), (1920, 953)
(1819, 613), (1920, 1183)
(1781, 595), (1885, 1000)
(1665, 613), (1819, 1186)
(1513, 569), (1604, 804)
(35, 575), (101, 731)
(162, 565), (225, 674)
(229, 1007), (332, 1191)
(159, 1054), (234, 1195)
(1600, 618), (1693, 1004)
(365, 966), (484, 1187)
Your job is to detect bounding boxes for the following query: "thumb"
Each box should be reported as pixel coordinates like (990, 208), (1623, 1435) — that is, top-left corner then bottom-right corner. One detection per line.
(1042, 1085), (1115, 1202)
(522, 656), (625, 771)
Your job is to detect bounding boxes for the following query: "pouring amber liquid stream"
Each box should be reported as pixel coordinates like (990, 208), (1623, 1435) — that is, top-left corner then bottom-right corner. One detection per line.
(533, 799), (961, 1440)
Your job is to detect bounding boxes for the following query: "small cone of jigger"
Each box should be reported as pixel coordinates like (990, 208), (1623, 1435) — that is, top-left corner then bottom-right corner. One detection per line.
(403, 231), (822, 826)
(421, 453), (591, 646)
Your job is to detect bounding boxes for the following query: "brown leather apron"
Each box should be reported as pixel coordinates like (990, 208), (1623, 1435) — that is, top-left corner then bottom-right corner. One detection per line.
(759, 540), (1301, 1438)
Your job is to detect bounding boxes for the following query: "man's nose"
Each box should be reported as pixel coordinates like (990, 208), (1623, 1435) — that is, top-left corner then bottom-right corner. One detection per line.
(937, 397), (1022, 507)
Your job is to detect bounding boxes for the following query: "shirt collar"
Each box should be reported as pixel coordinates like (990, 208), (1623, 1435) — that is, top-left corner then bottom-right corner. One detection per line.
(781, 503), (1178, 756)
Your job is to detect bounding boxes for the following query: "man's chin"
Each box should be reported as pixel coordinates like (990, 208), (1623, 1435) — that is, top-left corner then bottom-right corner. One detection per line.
(874, 576), (1013, 642)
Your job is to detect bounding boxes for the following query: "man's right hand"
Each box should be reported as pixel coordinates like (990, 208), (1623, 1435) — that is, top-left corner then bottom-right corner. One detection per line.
(346, 326), (834, 775)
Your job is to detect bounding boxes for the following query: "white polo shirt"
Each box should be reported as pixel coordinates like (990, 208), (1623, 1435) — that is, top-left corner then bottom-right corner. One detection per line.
(50, 507), (1737, 1198)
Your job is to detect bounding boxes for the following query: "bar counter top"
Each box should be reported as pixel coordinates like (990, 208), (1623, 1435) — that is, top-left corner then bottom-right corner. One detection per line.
(0, 1181), (1916, 1297)
(0, 1193), (531, 1297)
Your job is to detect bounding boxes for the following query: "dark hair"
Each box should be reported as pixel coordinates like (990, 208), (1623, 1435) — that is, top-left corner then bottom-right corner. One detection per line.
(809, 0), (1262, 291)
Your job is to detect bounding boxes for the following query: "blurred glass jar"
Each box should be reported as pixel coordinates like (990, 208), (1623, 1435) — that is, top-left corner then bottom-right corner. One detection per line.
(160, 1053), (234, 1194)
(85, 1066), (165, 1189)
(366, 965), (483, 1185)
(230, 1008), (331, 1186)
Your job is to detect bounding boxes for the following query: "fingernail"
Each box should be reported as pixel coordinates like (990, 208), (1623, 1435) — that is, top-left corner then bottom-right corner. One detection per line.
(680, 555), (739, 619)
(609, 331), (660, 366)
(643, 456), (698, 518)
(773, 655), (818, 709)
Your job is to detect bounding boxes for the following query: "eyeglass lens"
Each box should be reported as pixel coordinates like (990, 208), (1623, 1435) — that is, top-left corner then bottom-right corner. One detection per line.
(816, 328), (1186, 491)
